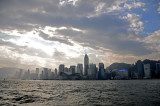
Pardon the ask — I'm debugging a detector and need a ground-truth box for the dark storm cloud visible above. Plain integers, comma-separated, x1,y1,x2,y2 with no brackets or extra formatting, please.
0,0,155,57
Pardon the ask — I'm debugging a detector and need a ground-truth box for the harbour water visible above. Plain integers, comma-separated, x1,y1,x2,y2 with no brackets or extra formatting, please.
0,80,160,106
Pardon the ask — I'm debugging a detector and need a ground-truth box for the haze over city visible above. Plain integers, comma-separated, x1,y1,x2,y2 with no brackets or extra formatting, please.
0,0,160,70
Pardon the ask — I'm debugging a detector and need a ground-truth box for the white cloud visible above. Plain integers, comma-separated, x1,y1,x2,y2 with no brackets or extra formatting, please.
59,0,78,6
122,13,144,33
143,8,147,12
144,30,160,49
124,1,145,10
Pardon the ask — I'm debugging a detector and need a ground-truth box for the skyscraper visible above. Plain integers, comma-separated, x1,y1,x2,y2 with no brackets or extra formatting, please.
43,68,49,80
54,68,58,75
64,67,69,72
99,63,104,70
59,64,65,74
54,68,58,79
99,63,104,79
136,60,144,78
144,64,151,78
88,63,97,79
36,68,39,74
77,64,83,75
156,63,160,74
84,54,89,76
70,65,76,74
35,68,39,80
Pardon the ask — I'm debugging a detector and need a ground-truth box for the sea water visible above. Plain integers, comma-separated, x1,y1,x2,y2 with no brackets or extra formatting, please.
0,80,160,106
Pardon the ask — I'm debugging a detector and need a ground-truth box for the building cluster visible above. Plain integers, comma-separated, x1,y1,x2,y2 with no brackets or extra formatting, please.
14,54,160,80
134,60,160,79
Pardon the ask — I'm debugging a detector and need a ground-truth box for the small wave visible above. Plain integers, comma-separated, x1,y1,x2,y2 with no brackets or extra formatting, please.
12,95,36,104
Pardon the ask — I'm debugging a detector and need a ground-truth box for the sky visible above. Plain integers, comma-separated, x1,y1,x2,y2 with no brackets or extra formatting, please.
0,0,160,69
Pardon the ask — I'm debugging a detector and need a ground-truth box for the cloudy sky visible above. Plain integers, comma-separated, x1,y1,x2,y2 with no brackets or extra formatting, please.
0,0,160,69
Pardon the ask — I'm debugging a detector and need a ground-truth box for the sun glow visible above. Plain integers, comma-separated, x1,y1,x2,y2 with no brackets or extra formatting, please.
5,30,54,56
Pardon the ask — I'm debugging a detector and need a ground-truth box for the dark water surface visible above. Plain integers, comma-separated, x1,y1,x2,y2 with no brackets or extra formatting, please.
0,80,160,106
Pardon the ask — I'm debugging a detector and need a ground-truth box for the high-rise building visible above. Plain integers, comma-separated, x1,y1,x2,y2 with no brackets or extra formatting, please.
54,68,58,75
36,68,39,74
59,64,65,74
99,63,104,79
50,72,54,80
54,68,58,79
77,64,83,75
48,69,52,79
64,67,69,72
84,54,89,76
144,64,151,78
136,60,144,78
40,71,44,80
26,69,30,79
156,63,160,74
70,65,76,74
99,63,104,70
19,69,23,79
43,68,49,80
88,63,97,79
35,68,39,79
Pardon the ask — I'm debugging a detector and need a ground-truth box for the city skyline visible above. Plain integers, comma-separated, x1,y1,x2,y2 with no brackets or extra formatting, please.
12,54,160,80
1,48,160,79
0,0,160,70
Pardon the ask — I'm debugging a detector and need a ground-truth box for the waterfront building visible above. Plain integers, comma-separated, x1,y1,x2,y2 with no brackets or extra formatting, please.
64,67,69,72
50,72,54,80
54,68,58,79
23,70,30,80
35,68,39,79
77,64,83,75
115,69,128,79
43,68,49,80
36,68,39,74
84,54,89,76
70,65,76,74
54,68,57,75
144,64,151,78
59,64,65,74
88,63,97,79
156,63,160,74
99,63,104,79
136,60,144,78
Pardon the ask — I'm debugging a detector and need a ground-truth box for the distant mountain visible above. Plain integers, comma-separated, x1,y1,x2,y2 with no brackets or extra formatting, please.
107,63,131,70
0,67,20,79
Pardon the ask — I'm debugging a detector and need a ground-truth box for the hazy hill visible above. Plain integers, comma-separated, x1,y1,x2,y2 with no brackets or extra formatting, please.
107,63,131,70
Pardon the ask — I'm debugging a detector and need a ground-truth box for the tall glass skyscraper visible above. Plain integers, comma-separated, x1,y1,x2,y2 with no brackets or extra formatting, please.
84,54,89,76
